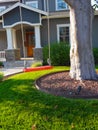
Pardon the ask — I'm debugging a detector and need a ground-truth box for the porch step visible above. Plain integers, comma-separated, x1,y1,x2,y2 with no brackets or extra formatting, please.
3,60,35,68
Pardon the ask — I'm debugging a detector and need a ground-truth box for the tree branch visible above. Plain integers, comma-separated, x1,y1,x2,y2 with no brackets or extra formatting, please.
64,0,74,7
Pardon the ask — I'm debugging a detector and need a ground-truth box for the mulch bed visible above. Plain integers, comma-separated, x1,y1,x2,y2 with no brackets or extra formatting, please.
36,71,98,99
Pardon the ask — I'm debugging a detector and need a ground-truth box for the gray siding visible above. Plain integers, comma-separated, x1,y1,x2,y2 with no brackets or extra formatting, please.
0,31,7,51
4,7,20,26
0,23,3,29
0,0,68,13
92,16,98,48
41,18,70,46
4,7,40,26
22,7,40,23
48,0,56,12
25,0,59,12
38,0,44,10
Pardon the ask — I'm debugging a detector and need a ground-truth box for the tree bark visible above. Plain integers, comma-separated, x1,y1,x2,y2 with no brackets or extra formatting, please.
64,0,97,80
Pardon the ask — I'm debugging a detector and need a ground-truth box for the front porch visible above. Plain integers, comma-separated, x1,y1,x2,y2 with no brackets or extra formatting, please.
0,2,47,62
5,25,43,61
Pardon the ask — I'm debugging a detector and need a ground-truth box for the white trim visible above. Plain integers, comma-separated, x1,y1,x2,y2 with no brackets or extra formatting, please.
2,15,4,28
0,0,19,3
39,14,42,24
0,20,2,22
57,24,70,43
35,26,41,48
44,0,46,11
3,21,41,28
12,29,17,49
55,0,58,11
0,51,6,61
0,6,6,12
6,28,14,49
0,2,48,17
55,0,68,11
42,12,69,19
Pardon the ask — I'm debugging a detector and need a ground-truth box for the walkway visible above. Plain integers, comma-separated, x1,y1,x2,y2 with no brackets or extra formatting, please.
0,58,35,76
0,58,42,76
0,67,24,76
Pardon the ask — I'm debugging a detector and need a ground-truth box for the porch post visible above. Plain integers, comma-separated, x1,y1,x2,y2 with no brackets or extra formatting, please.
35,25,41,48
6,28,13,49
12,29,17,49
34,25,43,60
5,28,20,61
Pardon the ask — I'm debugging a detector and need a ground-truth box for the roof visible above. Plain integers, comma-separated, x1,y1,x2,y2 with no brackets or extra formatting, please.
0,0,19,3
0,2,48,16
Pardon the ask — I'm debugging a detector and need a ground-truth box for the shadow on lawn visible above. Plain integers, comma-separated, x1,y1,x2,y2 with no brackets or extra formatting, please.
0,78,98,124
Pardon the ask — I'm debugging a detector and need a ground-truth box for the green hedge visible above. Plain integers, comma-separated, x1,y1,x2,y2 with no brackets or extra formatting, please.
93,48,98,65
0,72,4,81
43,43,98,66
43,42,70,66
0,62,4,67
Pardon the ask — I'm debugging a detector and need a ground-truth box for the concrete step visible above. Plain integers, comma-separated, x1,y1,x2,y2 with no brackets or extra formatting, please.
3,60,35,68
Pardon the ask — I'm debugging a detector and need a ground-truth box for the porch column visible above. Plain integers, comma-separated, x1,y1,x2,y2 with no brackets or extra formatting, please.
35,25,41,48
5,28,20,61
34,25,43,60
6,28,13,49
12,29,17,49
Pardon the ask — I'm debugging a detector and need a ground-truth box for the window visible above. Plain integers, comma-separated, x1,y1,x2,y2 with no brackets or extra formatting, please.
26,1,38,9
57,24,70,43
56,0,68,10
0,6,6,12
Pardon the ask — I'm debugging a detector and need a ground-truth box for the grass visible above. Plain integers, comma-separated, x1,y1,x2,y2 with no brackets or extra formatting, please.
0,66,98,130
31,61,42,68
0,72,4,81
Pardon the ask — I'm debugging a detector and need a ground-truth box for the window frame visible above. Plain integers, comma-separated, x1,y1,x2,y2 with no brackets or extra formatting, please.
57,24,70,43
55,0,68,11
26,1,38,9
0,6,6,12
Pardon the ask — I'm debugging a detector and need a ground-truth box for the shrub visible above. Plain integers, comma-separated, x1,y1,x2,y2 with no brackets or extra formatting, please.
0,62,4,67
43,44,98,66
31,61,42,67
0,72,4,81
43,42,70,66
93,48,98,65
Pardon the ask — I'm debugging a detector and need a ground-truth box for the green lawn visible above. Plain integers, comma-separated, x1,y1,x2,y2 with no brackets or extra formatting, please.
0,66,98,130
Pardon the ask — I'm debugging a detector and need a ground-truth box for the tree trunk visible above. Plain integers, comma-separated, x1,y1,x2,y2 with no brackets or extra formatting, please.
64,0,97,80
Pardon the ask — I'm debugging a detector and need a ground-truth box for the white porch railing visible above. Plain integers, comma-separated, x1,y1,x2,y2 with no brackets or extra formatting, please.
0,51,6,61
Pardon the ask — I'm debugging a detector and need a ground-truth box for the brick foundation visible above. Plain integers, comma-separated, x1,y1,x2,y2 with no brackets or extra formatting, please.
33,48,43,60
5,49,20,61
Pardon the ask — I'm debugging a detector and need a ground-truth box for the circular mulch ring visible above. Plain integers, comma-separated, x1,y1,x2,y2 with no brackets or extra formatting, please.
36,71,98,99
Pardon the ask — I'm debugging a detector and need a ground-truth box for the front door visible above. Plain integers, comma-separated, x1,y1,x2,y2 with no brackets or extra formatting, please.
26,32,35,57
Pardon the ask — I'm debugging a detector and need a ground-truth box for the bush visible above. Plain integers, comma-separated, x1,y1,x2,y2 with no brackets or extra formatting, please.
31,61,42,67
0,62,4,67
43,44,98,66
0,72,4,81
93,48,98,65
43,42,70,66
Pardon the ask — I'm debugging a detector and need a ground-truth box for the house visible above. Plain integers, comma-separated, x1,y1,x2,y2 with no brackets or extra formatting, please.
0,0,98,61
